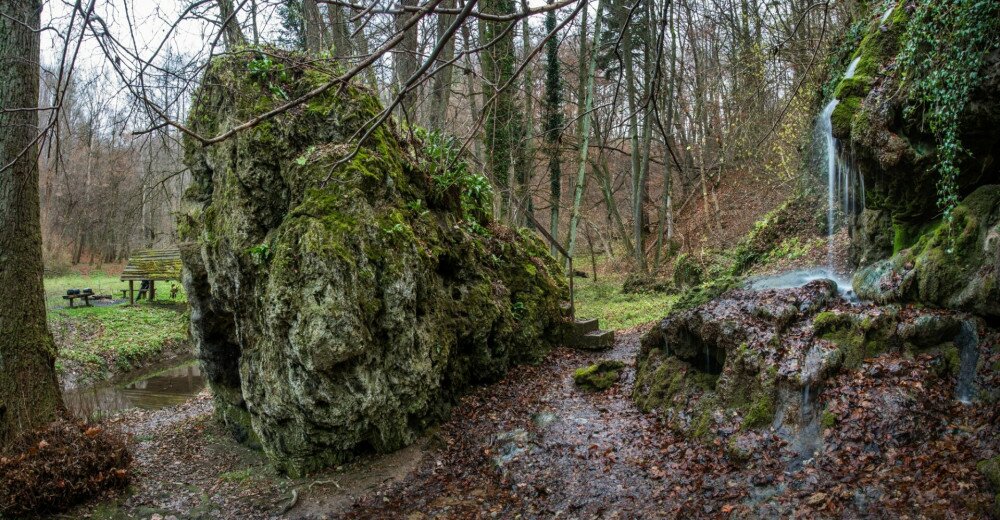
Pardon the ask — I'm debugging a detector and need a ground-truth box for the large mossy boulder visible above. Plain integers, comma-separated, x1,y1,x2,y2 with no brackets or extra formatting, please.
854,185,1000,317
178,50,567,475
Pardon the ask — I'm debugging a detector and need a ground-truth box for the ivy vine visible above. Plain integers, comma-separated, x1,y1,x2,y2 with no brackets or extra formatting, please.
897,0,1000,223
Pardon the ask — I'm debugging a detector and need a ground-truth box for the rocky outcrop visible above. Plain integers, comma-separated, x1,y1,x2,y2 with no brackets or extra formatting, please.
827,3,1000,317
634,279,985,438
179,50,567,475
854,185,1000,318
830,6,1000,229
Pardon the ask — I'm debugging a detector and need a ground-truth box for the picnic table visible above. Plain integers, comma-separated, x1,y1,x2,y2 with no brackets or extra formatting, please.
62,291,110,307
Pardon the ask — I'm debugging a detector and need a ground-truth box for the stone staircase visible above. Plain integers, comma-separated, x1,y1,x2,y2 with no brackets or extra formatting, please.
564,317,615,351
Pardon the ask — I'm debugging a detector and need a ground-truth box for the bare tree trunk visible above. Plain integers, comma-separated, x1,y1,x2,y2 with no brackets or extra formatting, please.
565,0,605,263
303,0,327,52
327,3,351,58
429,0,457,130
217,0,246,48
395,0,419,114
250,0,260,45
513,16,535,226
0,0,64,447
623,18,646,271
654,0,677,269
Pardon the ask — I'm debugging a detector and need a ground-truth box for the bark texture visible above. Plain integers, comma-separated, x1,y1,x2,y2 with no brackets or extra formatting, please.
0,0,64,447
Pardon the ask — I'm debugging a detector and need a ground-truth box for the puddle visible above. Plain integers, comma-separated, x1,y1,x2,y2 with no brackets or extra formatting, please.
63,360,207,420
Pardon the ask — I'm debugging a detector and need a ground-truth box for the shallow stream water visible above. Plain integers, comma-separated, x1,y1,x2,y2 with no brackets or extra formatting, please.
63,361,207,420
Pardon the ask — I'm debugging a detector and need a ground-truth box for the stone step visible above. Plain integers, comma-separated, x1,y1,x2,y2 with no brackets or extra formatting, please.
571,318,600,336
572,329,615,351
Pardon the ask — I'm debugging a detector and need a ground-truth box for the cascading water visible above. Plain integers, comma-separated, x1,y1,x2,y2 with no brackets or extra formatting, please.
880,4,895,24
818,56,865,273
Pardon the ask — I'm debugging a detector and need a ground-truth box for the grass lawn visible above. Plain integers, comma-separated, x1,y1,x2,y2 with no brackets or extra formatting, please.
44,270,190,385
573,273,677,331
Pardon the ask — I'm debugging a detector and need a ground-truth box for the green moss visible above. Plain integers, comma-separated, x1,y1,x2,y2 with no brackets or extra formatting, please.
821,409,838,429
573,360,626,391
822,328,869,369
978,456,1000,490
740,392,775,430
834,76,874,100
813,311,853,335
831,96,862,137
632,352,688,412
672,253,703,288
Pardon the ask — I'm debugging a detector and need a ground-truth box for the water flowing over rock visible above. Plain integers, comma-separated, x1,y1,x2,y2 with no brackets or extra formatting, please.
826,3,1000,280
178,51,567,475
634,279,986,442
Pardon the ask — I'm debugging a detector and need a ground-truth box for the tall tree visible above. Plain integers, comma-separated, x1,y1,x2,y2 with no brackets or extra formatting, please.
217,0,246,47
395,0,419,115
0,0,64,446
302,0,327,52
542,1,563,254
565,0,605,262
327,3,351,58
511,17,534,225
479,0,518,218
429,0,457,130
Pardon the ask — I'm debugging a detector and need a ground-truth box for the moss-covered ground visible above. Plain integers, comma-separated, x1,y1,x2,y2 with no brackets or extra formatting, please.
573,272,678,331
44,269,190,385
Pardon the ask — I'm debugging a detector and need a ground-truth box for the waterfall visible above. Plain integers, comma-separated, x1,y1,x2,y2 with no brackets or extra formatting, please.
821,100,839,268
818,55,865,271
955,321,980,404
844,56,861,79
880,4,895,24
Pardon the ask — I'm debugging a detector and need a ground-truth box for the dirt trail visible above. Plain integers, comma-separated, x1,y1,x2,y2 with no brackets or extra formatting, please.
332,328,713,518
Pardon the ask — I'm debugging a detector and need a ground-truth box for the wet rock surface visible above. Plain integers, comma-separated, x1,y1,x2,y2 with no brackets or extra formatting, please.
179,51,566,474
346,317,997,518
635,280,994,438
854,185,1000,317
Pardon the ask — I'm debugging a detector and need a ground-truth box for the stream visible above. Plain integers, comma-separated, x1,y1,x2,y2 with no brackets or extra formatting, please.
63,360,207,421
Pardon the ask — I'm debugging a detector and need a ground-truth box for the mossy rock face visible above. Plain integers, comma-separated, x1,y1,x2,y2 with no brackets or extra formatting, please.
672,254,703,288
979,456,1000,517
179,49,567,475
633,281,838,437
573,360,626,391
854,185,1000,318
634,277,981,440
833,2,1000,242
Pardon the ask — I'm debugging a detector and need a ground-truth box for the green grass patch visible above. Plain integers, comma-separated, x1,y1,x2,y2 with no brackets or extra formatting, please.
574,274,677,330
44,271,190,380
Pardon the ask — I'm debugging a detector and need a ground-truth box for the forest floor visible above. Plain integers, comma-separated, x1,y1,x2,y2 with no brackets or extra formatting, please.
45,269,191,388
71,318,997,519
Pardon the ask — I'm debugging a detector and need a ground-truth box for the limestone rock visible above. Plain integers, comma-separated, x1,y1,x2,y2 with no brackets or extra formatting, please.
854,185,1000,317
633,279,982,437
178,50,567,474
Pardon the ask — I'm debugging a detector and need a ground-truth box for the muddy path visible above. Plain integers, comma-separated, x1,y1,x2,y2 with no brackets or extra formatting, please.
328,327,735,518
